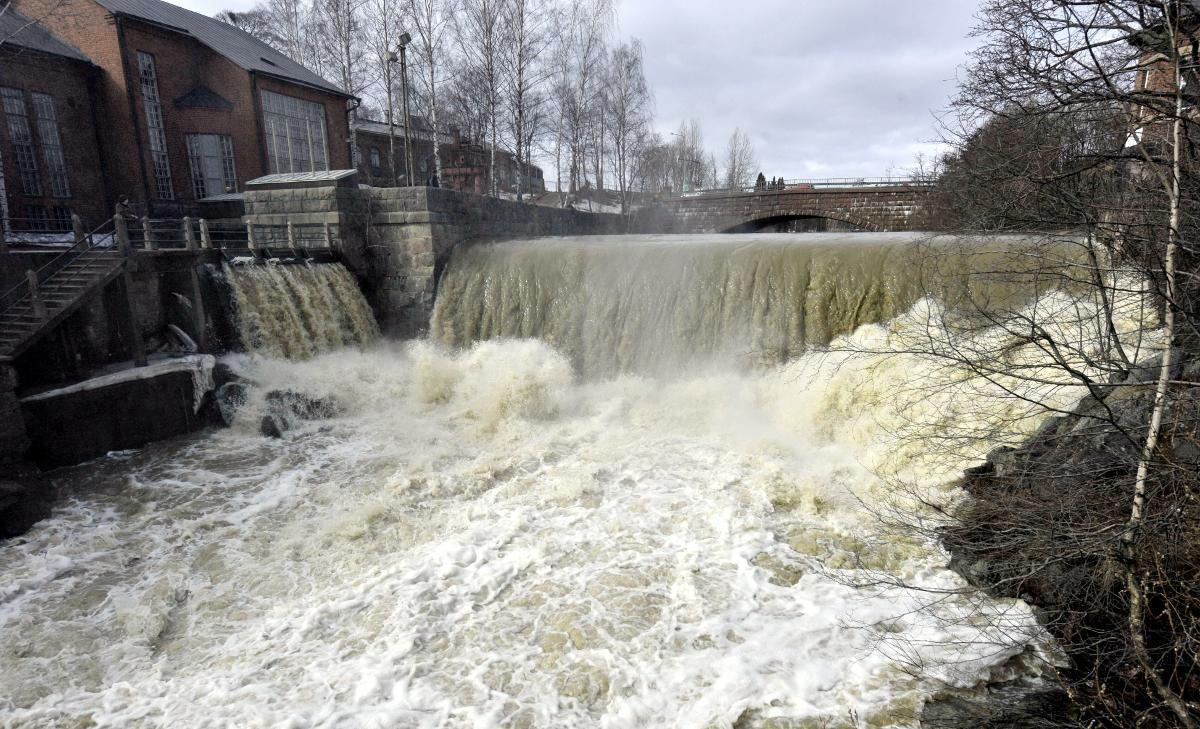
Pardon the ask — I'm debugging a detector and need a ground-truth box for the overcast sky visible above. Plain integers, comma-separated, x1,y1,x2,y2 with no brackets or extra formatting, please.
174,0,982,179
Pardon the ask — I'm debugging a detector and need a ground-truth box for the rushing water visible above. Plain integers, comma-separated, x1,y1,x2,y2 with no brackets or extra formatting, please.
225,262,379,359
0,234,1153,728
432,233,1064,375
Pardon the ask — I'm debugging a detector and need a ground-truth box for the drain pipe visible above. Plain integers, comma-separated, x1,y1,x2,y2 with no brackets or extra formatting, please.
346,97,361,170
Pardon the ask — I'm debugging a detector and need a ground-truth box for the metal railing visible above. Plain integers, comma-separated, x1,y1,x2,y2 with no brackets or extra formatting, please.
669,176,933,197
0,215,117,320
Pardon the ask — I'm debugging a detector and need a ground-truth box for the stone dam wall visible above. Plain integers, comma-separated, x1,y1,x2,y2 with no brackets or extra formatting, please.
245,186,626,337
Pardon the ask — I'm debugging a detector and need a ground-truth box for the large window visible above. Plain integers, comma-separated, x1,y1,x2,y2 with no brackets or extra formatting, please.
261,90,329,174
137,51,174,200
187,134,236,199
30,93,69,198
0,87,41,196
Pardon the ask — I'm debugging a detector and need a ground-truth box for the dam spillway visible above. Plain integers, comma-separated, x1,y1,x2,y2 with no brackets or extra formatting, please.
224,262,379,359
0,231,1138,728
432,232,1055,375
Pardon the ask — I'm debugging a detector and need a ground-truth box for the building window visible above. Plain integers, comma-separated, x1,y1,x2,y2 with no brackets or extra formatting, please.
0,88,41,196
137,51,174,200
24,205,49,230
370,147,381,169
187,134,237,199
261,90,328,174
30,93,70,198
52,206,71,230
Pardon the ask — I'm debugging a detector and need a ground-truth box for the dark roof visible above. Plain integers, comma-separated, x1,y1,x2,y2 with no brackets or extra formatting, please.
174,85,233,110
91,0,347,96
0,6,92,62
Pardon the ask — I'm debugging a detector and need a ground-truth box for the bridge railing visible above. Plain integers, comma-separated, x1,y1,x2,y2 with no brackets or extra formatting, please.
669,176,933,198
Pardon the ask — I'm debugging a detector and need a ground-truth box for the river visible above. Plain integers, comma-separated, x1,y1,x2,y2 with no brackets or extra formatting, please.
1,233,1149,728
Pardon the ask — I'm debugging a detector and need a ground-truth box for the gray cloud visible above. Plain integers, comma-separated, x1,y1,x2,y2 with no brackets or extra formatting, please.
619,0,981,177
176,0,981,178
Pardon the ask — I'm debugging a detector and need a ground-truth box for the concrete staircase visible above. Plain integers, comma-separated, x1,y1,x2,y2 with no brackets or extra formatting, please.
0,250,125,362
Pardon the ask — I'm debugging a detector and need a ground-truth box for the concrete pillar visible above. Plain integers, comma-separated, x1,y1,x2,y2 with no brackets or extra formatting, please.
72,214,85,245
119,273,148,367
26,271,46,321
142,216,157,250
199,219,213,249
0,364,29,465
183,217,196,250
188,265,207,352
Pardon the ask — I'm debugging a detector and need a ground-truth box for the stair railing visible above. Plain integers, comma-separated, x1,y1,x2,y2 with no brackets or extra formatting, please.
0,215,119,321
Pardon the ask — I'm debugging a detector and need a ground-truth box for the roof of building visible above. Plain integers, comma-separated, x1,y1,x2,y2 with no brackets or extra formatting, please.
355,117,456,144
0,6,93,62
91,0,347,96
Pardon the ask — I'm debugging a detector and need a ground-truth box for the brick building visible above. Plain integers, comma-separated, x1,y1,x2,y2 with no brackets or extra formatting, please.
355,116,450,187
355,119,545,196
7,0,353,221
440,128,545,196
0,6,109,231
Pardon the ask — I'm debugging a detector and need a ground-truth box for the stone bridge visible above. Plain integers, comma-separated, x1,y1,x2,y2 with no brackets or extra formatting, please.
658,178,931,233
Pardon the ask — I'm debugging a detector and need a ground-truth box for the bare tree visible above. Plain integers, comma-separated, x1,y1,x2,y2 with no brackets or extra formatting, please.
454,0,505,196
549,0,613,194
897,1,1200,726
501,0,554,200
722,126,757,189
404,0,454,185
362,0,405,183
214,8,279,45
604,39,652,213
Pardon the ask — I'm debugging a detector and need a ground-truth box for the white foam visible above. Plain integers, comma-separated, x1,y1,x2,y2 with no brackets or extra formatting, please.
0,286,1156,726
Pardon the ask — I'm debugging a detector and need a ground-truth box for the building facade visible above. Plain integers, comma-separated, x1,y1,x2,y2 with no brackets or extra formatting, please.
0,7,110,231
6,0,353,222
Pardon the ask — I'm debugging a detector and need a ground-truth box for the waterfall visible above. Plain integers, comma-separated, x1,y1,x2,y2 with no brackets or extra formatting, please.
432,232,1067,376
224,262,379,359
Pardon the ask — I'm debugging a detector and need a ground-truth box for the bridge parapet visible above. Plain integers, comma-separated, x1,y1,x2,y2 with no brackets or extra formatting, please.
661,179,931,233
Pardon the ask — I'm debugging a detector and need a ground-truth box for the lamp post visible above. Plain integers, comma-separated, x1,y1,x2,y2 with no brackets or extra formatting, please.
384,51,398,185
386,32,414,187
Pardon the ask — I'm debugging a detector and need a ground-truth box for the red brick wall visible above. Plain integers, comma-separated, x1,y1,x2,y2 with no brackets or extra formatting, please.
12,0,352,216
0,49,109,229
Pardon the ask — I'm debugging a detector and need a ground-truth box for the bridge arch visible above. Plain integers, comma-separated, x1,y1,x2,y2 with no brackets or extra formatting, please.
719,210,879,234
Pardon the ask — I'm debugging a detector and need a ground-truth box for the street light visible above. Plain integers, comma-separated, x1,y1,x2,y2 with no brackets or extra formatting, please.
385,32,414,187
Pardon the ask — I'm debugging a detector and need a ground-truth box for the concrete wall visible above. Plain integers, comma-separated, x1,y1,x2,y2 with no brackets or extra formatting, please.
245,185,626,337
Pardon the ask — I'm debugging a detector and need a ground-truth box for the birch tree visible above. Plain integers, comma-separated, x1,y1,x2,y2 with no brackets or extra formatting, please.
893,2,1200,726
604,39,652,213
722,127,757,189
501,0,554,200
454,0,505,195
404,0,454,185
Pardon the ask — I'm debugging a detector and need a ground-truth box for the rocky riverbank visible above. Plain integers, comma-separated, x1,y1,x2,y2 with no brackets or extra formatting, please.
938,358,1200,727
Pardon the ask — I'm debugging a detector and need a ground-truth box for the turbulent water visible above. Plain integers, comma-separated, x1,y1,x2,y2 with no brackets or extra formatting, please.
0,234,1155,728
225,262,379,358
432,233,1065,375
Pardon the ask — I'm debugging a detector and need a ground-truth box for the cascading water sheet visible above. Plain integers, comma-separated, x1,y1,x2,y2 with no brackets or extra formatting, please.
432,232,1067,376
225,262,379,359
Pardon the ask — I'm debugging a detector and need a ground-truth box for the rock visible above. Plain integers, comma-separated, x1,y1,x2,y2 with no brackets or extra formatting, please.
260,414,284,439
0,473,51,540
264,390,341,420
215,382,249,427
211,361,243,389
